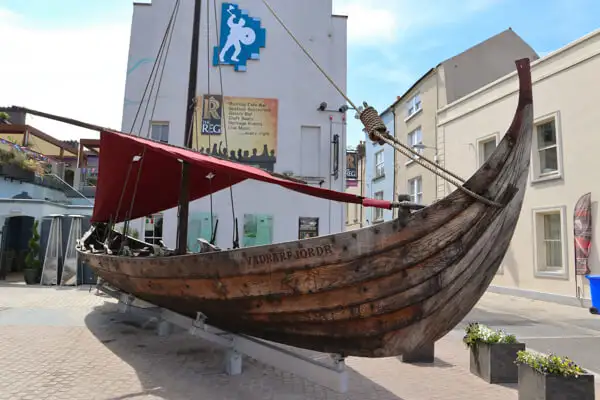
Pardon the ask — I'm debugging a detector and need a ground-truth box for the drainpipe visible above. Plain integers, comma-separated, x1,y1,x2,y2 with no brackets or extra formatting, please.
433,68,439,201
391,108,397,219
359,147,364,228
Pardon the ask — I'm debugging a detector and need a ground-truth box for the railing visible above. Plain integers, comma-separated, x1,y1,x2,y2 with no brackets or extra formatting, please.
36,174,94,204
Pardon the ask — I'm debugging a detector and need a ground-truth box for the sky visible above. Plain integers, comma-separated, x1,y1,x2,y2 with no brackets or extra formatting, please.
0,0,598,147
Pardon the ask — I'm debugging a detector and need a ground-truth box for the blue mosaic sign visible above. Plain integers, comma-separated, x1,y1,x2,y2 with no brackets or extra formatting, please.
213,2,266,72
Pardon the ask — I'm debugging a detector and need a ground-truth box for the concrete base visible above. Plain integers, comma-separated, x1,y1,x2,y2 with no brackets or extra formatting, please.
401,342,435,363
224,349,243,375
157,320,172,337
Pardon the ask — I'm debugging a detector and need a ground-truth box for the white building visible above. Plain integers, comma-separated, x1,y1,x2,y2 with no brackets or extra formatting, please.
121,0,348,250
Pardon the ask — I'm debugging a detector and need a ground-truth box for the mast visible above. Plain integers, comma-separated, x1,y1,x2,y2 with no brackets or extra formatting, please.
176,0,202,255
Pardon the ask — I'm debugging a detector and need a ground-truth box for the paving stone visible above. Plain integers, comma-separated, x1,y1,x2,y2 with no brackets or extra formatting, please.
0,284,523,399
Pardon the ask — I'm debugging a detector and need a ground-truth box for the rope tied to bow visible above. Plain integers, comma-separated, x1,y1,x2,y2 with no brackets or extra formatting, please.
359,103,387,145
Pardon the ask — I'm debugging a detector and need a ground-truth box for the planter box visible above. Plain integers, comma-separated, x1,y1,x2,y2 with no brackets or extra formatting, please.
0,164,35,183
470,342,525,383
518,363,595,400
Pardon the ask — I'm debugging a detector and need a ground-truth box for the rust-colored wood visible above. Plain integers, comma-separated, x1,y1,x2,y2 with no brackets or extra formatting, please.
78,59,534,358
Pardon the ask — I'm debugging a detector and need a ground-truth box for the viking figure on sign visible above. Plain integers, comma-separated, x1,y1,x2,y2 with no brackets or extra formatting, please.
219,5,257,63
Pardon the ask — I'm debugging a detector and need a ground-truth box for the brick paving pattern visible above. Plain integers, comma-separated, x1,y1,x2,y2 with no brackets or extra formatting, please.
0,283,518,400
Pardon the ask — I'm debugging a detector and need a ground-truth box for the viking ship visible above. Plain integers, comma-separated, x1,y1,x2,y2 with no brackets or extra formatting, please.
11,0,534,358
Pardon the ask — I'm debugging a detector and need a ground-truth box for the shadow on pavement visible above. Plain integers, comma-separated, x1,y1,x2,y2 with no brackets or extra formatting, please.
84,301,410,400
458,308,538,328
397,357,454,368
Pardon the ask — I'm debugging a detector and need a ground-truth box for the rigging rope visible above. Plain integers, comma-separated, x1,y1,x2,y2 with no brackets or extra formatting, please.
213,0,239,248
204,0,216,246
119,0,179,247
259,0,503,208
373,132,502,207
143,0,179,139
120,147,148,254
129,0,181,134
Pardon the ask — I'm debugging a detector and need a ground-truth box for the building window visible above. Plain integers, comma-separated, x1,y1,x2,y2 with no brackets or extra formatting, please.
532,113,562,182
408,176,423,204
533,206,567,278
406,93,421,118
477,135,498,166
299,217,319,239
374,150,384,179
536,120,558,174
243,214,273,247
373,191,384,221
144,213,163,245
407,127,423,161
150,121,169,143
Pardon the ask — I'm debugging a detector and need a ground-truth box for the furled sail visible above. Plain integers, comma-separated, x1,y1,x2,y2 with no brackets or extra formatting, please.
574,192,592,275
92,130,391,223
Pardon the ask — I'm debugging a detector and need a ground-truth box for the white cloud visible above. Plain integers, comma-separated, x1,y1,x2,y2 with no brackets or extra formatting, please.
332,1,397,45
0,8,131,141
333,0,503,46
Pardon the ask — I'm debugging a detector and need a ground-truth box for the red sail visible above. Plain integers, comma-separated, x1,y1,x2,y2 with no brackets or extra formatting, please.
573,192,592,275
91,130,391,223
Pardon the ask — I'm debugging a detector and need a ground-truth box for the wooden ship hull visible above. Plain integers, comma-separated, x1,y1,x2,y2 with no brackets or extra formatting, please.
77,59,533,358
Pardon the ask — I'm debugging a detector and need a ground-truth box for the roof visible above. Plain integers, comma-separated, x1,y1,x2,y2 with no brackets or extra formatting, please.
380,28,534,115
0,123,79,158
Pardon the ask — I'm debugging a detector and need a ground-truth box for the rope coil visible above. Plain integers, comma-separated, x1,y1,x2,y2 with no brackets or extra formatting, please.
359,103,387,145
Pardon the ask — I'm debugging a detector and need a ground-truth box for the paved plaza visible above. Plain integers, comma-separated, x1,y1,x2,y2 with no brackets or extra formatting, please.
0,279,599,399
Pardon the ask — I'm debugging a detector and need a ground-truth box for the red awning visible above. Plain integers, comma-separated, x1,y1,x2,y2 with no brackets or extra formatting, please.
91,131,392,223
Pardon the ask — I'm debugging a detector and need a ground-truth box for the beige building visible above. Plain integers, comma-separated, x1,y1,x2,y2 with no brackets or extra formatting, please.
437,28,600,305
391,28,538,205
345,142,366,230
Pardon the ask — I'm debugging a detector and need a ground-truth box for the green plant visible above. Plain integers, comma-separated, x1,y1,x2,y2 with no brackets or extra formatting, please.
120,225,139,239
463,322,517,349
0,111,9,121
0,147,39,172
24,220,41,271
515,350,586,377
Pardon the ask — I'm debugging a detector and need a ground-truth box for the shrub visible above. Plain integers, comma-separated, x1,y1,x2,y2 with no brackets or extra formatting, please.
515,350,586,377
463,322,517,349
24,220,41,271
0,147,42,173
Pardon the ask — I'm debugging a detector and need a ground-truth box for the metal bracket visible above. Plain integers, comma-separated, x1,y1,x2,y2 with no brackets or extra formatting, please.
330,354,347,372
190,311,208,333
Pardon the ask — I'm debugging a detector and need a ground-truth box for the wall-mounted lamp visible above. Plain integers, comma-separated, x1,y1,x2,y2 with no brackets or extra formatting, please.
317,102,354,113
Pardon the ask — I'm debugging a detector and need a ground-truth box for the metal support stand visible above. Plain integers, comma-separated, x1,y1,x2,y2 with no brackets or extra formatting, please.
60,215,83,286
401,342,435,363
40,214,63,286
97,283,348,393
